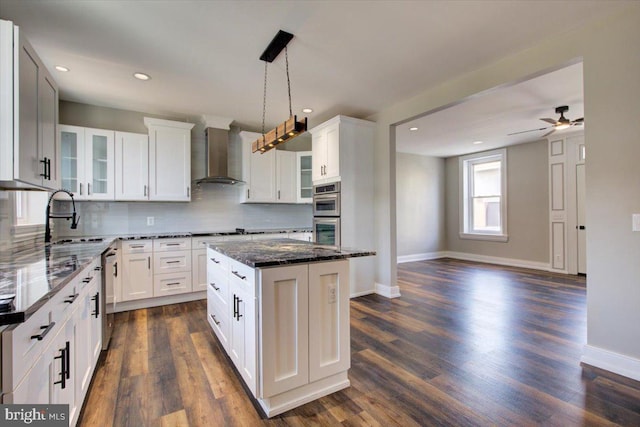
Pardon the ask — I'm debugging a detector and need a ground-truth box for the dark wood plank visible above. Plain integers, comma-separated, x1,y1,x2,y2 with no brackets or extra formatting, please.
78,259,640,426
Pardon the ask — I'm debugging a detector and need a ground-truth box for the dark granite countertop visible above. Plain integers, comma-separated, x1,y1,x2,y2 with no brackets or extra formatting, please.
0,240,113,325
0,228,311,325
208,238,376,268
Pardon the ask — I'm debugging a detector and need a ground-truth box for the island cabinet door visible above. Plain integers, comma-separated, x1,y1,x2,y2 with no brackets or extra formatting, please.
259,265,309,398
308,260,350,383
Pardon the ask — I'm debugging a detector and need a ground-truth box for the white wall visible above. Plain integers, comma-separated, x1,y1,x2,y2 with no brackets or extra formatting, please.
395,153,445,259
369,5,640,376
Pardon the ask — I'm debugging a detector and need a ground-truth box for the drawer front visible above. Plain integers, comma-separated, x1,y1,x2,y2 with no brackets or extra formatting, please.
207,248,229,274
154,251,191,273
153,272,192,296
207,270,228,307
121,240,152,254
2,304,55,389
154,238,192,252
228,259,256,295
192,236,225,249
207,287,229,349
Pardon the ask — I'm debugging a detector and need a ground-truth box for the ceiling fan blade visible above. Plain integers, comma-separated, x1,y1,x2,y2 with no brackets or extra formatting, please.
507,126,550,136
540,118,557,125
572,117,584,123
542,128,556,137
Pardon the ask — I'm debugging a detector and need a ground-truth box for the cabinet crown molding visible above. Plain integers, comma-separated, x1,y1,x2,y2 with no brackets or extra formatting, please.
143,117,195,130
308,115,375,135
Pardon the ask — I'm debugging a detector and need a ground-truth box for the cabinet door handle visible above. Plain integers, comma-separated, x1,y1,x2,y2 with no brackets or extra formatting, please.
166,243,180,246
233,295,238,319
210,282,219,291
94,266,102,271
144,185,147,197
87,183,91,195
210,314,220,326
114,262,118,277
166,260,181,264
247,189,250,199
91,292,100,317
53,346,66,389
166,282,181,286
187,187,190,197
64,293,79,304
278,190,281,200
148,256,151,270
236,297,243,320
130,244,145,248
31,322,56,341
47,158,51,180
210,258,220,264
82,277,92,283
231,270,246,280
40,157,48,178
79,183,83,195
64,340,71,380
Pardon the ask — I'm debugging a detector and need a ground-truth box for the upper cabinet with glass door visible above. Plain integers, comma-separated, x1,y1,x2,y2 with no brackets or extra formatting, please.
59,125,115,200
296,151,312,203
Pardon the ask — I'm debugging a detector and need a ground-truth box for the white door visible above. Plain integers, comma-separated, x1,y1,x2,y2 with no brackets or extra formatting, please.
248,148,276,202
577,164,587,274
121,253,153,301
149,127,191,201
276,150,297,203
324,125,340,181
84,128,115,200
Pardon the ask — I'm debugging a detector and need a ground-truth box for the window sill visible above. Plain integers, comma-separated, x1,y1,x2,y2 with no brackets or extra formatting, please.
459,232,508,242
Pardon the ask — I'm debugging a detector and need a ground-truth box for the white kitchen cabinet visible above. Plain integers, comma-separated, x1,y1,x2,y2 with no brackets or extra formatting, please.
115,131,149,201
0,19,59,190
7,344,52,404
59,125,115,200
276,150,297,203
121,244,153,301
260,264,309,397
229,281,257,395
193,236,225,292
51,316,77,423
311,120,340,183
153,237,192,296
296,151,312,203
240,131,301,204
144,117,194,202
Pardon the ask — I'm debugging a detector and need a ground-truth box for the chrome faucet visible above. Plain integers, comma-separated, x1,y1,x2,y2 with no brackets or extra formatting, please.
45,190,80,243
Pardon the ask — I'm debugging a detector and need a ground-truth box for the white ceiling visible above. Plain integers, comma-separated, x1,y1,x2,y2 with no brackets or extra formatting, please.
396,62,585,157
0,1,631,153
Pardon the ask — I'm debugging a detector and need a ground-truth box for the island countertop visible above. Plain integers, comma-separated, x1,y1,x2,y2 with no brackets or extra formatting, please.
208,238,376,268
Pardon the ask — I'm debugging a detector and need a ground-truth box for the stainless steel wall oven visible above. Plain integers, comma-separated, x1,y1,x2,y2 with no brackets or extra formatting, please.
313,182,341,248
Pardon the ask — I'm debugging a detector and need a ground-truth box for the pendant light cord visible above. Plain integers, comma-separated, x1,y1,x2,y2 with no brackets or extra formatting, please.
285,46,293,118
262,60,268,136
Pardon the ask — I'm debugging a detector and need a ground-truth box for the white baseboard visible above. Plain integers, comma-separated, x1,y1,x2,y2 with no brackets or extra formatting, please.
350,289,375,298
112,291,206,313
375,282,401,298
397,251,447,263
581,345,640,382
444,251,551,272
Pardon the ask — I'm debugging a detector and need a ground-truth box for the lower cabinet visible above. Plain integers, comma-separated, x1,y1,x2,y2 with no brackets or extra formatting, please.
121,251,153,301
2,259,102,427
206,247,350,417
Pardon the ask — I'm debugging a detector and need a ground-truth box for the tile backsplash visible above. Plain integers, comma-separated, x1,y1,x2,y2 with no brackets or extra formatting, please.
51,185,312,238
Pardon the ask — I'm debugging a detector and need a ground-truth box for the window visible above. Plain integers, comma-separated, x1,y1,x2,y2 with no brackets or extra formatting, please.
459,148,508,241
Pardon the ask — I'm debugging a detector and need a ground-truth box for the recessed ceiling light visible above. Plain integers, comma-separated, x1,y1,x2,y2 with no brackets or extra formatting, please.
55,65,69,72
473,140,483,145
302,108,313,113
409,127,418,131
133,72,151,81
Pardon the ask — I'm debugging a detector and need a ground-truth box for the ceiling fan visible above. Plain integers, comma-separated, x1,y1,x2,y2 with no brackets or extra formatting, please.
508,105,584,137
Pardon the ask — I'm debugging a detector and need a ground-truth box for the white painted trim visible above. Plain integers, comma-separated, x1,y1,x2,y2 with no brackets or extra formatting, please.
397,251,447,263
374,282,401,299
143,117,195,130
112,291,205,313
458,232,509,242
582,345,640,382
444,251,551,272
349,289,374,298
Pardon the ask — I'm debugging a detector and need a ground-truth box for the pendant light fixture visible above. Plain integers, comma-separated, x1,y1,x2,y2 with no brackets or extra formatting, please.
252,30,307,154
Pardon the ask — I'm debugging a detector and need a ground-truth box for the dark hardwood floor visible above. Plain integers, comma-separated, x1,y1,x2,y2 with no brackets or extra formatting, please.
78,258,640,426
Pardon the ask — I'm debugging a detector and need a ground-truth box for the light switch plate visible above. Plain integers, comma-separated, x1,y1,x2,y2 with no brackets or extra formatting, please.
632,214,640,232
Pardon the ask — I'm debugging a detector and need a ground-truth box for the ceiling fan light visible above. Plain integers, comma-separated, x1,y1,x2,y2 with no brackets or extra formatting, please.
555,122,570,130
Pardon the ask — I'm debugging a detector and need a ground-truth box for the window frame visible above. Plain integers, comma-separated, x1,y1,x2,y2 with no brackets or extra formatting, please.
459,148,508,242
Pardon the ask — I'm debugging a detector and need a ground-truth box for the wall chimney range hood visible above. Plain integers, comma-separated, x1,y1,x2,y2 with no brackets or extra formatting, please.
195,128,244,185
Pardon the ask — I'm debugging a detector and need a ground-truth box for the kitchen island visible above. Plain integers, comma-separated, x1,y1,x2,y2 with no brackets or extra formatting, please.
206,239,374,417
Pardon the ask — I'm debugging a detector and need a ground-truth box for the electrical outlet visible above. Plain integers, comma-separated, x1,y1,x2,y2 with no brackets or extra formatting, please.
633,214,640,232
147,216,154,226
328,284,336,304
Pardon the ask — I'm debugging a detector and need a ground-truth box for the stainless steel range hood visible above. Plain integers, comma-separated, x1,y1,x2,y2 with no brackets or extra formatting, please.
195,127,244,185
